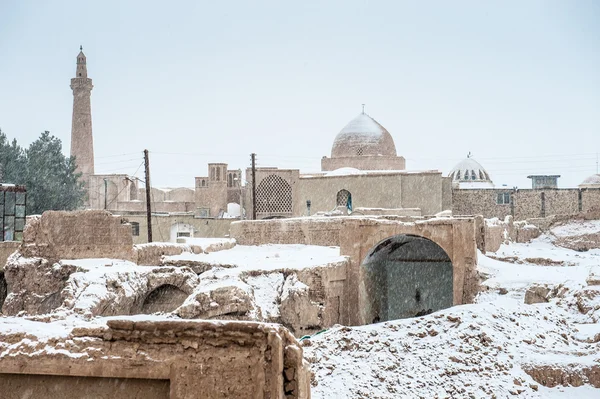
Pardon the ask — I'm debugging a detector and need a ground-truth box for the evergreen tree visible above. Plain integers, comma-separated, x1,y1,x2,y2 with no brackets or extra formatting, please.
23,131,86,214
0,129,25,183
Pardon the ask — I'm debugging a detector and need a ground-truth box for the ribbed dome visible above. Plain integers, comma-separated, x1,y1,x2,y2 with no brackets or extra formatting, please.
579,173,600,188
331,113,397,158
449,156,494,188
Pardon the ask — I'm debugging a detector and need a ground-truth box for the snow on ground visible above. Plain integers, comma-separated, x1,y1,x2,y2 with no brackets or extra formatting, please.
305,231,600,398
165,244,345,272
551,220,600,238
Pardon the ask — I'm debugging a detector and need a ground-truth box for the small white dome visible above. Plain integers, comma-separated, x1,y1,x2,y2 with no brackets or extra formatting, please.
579,173,600,188
449,156,494,189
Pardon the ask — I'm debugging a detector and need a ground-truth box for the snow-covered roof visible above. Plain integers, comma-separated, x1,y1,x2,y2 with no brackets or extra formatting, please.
449,156,494,188
330,113,397,158
579,173,600,188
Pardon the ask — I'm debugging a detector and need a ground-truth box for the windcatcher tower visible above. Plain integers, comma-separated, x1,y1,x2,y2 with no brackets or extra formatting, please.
70,46,95,186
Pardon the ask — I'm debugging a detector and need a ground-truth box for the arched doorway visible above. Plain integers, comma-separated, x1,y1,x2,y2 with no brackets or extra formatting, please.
360,234,453,323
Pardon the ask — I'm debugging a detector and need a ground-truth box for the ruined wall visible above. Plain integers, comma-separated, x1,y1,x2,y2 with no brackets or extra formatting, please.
0,242,20,271
0,319,310,399
20,210,134,262
232,216,479,327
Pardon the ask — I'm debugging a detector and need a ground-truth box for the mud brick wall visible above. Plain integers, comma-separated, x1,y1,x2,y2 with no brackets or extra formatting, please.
20,210,134,261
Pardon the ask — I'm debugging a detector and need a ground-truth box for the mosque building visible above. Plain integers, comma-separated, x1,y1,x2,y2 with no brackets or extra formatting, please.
69,48,599,242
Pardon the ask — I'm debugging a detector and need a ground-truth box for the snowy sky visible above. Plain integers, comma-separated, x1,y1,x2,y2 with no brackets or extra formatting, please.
0,0,599,188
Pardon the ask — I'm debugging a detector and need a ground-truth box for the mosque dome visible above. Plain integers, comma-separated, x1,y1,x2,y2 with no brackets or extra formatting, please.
449,155,494,188
331,113,397,158
579,173,600,188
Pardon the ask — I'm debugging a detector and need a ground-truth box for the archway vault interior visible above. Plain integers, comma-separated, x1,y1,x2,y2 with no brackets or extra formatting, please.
360,234,453,323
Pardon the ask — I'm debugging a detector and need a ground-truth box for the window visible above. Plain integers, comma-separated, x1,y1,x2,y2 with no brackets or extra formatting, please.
131,222,140,236
471,170,477,180
177,232,191,238
256,174,293,214
497,192,511,205
336,189,352,211
357,147,364,156
201,180,206,187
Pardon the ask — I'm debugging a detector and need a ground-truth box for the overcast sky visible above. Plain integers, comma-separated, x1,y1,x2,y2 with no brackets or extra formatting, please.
1,0,599,188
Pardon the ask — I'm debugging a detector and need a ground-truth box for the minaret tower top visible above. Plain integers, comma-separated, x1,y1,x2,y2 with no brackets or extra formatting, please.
76,45,88,79
70,46,95,188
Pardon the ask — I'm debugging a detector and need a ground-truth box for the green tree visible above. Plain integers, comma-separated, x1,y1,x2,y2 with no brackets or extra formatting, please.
23,131,86,214
0,129,25,183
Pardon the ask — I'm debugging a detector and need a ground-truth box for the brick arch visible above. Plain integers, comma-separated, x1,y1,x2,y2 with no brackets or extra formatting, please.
359,234,453,324
338,218,477,326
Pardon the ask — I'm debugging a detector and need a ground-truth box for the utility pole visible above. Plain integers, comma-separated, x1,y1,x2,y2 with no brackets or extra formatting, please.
251,153,257,220
144,149,153,243
103,178,107,210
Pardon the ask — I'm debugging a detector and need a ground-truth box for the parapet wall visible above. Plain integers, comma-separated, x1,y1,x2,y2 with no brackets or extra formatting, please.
0,318,310,399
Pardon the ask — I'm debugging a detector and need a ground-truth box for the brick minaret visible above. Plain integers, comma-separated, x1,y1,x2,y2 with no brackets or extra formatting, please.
70,46,95,185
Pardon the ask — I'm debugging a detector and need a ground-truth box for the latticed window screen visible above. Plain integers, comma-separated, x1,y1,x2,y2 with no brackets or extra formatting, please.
337,189,351,207
256,175,292,213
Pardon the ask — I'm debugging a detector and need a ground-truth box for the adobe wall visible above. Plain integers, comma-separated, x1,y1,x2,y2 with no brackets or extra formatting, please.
296,171,445,217
20,210,135,262
0,319,310,399
123,213,234,244
0,242,20,271
116,200,196,213
231,217,345,246
231,216,479,327
452,189,512,219
400,173,444,215
321,155,406,171
453,188,600,219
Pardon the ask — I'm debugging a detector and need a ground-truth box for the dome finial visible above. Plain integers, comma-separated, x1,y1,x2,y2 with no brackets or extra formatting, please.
467,151,472,158
80,45,83,51
361,104,365,114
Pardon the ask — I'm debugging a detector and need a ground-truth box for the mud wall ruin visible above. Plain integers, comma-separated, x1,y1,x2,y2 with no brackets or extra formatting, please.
0,319,310,399
20,210,135,262
232,216,479,327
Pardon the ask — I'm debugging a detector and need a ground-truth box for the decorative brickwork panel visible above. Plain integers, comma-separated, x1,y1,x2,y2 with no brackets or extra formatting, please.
256,175,292,214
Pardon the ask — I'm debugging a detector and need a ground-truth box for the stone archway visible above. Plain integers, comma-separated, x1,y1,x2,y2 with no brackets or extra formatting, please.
141,284,188,314
359,234,453,324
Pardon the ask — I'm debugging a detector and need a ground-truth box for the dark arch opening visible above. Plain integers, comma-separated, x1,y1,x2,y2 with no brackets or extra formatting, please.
360,234,453,323
141,284,188,314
